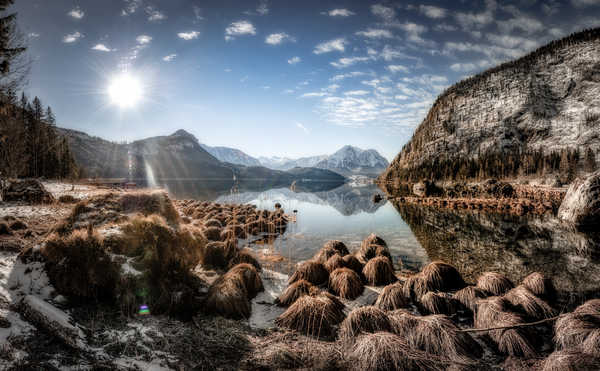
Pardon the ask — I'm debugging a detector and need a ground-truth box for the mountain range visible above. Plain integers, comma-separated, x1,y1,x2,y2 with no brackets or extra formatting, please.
380,28,600,187
58,128,346,188
200,143,389,177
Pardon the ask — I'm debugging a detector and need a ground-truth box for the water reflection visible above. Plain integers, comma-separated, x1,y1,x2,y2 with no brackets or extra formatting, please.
393,201,600,298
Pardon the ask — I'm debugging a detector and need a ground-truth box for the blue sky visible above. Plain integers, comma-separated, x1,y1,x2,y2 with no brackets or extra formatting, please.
11,0,600,161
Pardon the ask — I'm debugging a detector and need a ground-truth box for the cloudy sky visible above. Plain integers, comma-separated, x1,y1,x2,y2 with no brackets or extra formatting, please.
12,0,600,160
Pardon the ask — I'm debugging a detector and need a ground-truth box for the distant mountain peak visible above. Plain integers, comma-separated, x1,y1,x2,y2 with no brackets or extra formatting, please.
171,129,198,142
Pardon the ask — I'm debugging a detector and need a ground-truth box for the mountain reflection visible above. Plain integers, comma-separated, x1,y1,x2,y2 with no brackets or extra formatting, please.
393,201,600,297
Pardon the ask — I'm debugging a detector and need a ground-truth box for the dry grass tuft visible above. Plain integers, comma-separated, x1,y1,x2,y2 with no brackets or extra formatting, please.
119,191,180,224
402,274,424,301
583,329,600,357
328,268,364,300
204,226,222,241
228,250,261,272
454,285,489,312
323,240,350,256
227,263,263,299
362,256,396,286
475,296,536,358
542,350,600,371
347,332,445,371
325,254,346,273
276,279,313,307
358,233,388,261
418,292,458,315
313,245,340,264
522,272,556,301
421,261,465,292
338,306,392,343
289,261,329,286
206,273,250,319
204,218,223,229
476,272,514,296
202,241,229,269
554,299,600,350
504,285,556,320
374,282,409,311
275,292,345,338
343,254,364,274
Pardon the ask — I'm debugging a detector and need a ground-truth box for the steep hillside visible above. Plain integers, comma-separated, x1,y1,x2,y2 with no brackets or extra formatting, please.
199,143,262,167
381,28,600,186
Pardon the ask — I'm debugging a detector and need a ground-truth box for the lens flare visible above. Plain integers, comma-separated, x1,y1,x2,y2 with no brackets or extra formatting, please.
107,72,143,108
138,304,150,315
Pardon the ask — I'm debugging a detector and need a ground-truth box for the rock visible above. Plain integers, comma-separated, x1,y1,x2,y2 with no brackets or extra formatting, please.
372,194,383,203
558,171,600,229
2,179,55,204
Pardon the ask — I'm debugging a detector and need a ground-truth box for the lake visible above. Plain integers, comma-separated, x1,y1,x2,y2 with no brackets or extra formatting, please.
161,179,600,302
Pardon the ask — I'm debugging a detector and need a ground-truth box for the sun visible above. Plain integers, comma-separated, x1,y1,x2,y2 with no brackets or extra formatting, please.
107,73,143,108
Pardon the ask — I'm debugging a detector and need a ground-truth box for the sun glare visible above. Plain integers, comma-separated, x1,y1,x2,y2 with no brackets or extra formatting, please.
107,73,143,108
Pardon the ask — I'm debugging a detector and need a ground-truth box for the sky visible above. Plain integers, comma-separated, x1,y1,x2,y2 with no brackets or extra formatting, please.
10,0,600,161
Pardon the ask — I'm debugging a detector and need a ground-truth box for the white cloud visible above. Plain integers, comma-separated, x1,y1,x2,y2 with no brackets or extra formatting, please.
355,28,393,39
487,34,538,50
497,15,543,34
548,27,565,38
136,35,152,44
163,54,177,62
345,90,369,96
91,44,114,52
225,20,256,41
435,24,458,32
571,0,600,7
28,32,40,38
62,31,83,43
542,1,561,15
455,0,497,29
296,122,310,134
68,7,84,19
387,65,409,73
330,71,368,81
121,0,141,16
419,5,446,19
324,9,355,17
265,32,294,45
178,31,200,40
313,38,346,54
301,92,328,98
330,56,371,68
224,68,232,72
371,4,395,20
146,6,166,22
288,56,301,64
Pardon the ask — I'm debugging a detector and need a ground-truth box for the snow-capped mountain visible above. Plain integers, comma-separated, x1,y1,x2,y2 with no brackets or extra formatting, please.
257,156,294,169
259,146,389,176
199,143,261,167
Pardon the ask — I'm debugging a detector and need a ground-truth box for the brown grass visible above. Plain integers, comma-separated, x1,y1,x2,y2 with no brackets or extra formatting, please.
583,329,600,357
328,268,364,300
362,256,396,286
338,306,392,343
228,250,262,272
275,292,346,338
342,254,364,274
206,273,251,319
288,261,329,286
276,279,313,307
454,285,489,312
202,242,229,269
418,292,458,316
522,272,556,300
313,245,340,264
119,191,180,224
58,194,78,203
374,283,409,311
475,296,536,358
402,274,424,301
204,218,223,228
554,299,600,350
504,285,556,320
325,254,345,272
420,261,465,292
323,240,350,256
476,272,514,296
227,263,263,299
542,350,600,371
347,332,446,371
358,233,388,261
204,226,222,241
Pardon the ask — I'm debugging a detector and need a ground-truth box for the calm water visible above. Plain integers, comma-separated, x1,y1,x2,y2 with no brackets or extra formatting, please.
161,179,600,298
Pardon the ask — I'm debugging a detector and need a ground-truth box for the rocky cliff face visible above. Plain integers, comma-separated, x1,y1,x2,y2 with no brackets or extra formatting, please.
381,28,600,185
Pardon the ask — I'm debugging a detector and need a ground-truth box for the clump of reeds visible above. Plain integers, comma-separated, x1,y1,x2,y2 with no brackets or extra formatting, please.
542,350,600,371
328,268,363,300
323,240,350,256
275,291,345,338
228,250,261,272
347,332,445,371
554,299,600,350
204,226,222,241
420,261,465,292
119,191,180,224
203,241,229,269
338,306,392,343
313,245,340,264
289,261,329,286
402,274,425,302
362,256,396,286
418,292,458,315
522,272,556,301
204,218,223,229
358,233,388,261
504,285,556,320
343,254,364,274
388,309,419,337
276,279,313,307
206,263,263,319
476,272,514,296
475,296,536,358
325,254,346,272
454,285,489,312
374,282,409,311
583,329,600,357
228,263,263,299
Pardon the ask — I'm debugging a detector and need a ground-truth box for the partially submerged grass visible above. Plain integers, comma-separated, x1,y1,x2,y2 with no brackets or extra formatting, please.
325,254,346,273
362,256,396,286
328,267,364,300
338,306,392,343
342,254,364,274
288,260,329,286
374,282,409,311
420,261,465,292
276,279,313,307
275,291,345,338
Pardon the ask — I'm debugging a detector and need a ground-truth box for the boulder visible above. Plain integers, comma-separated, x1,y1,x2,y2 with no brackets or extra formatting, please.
2,179,55,204
558,171,600,229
